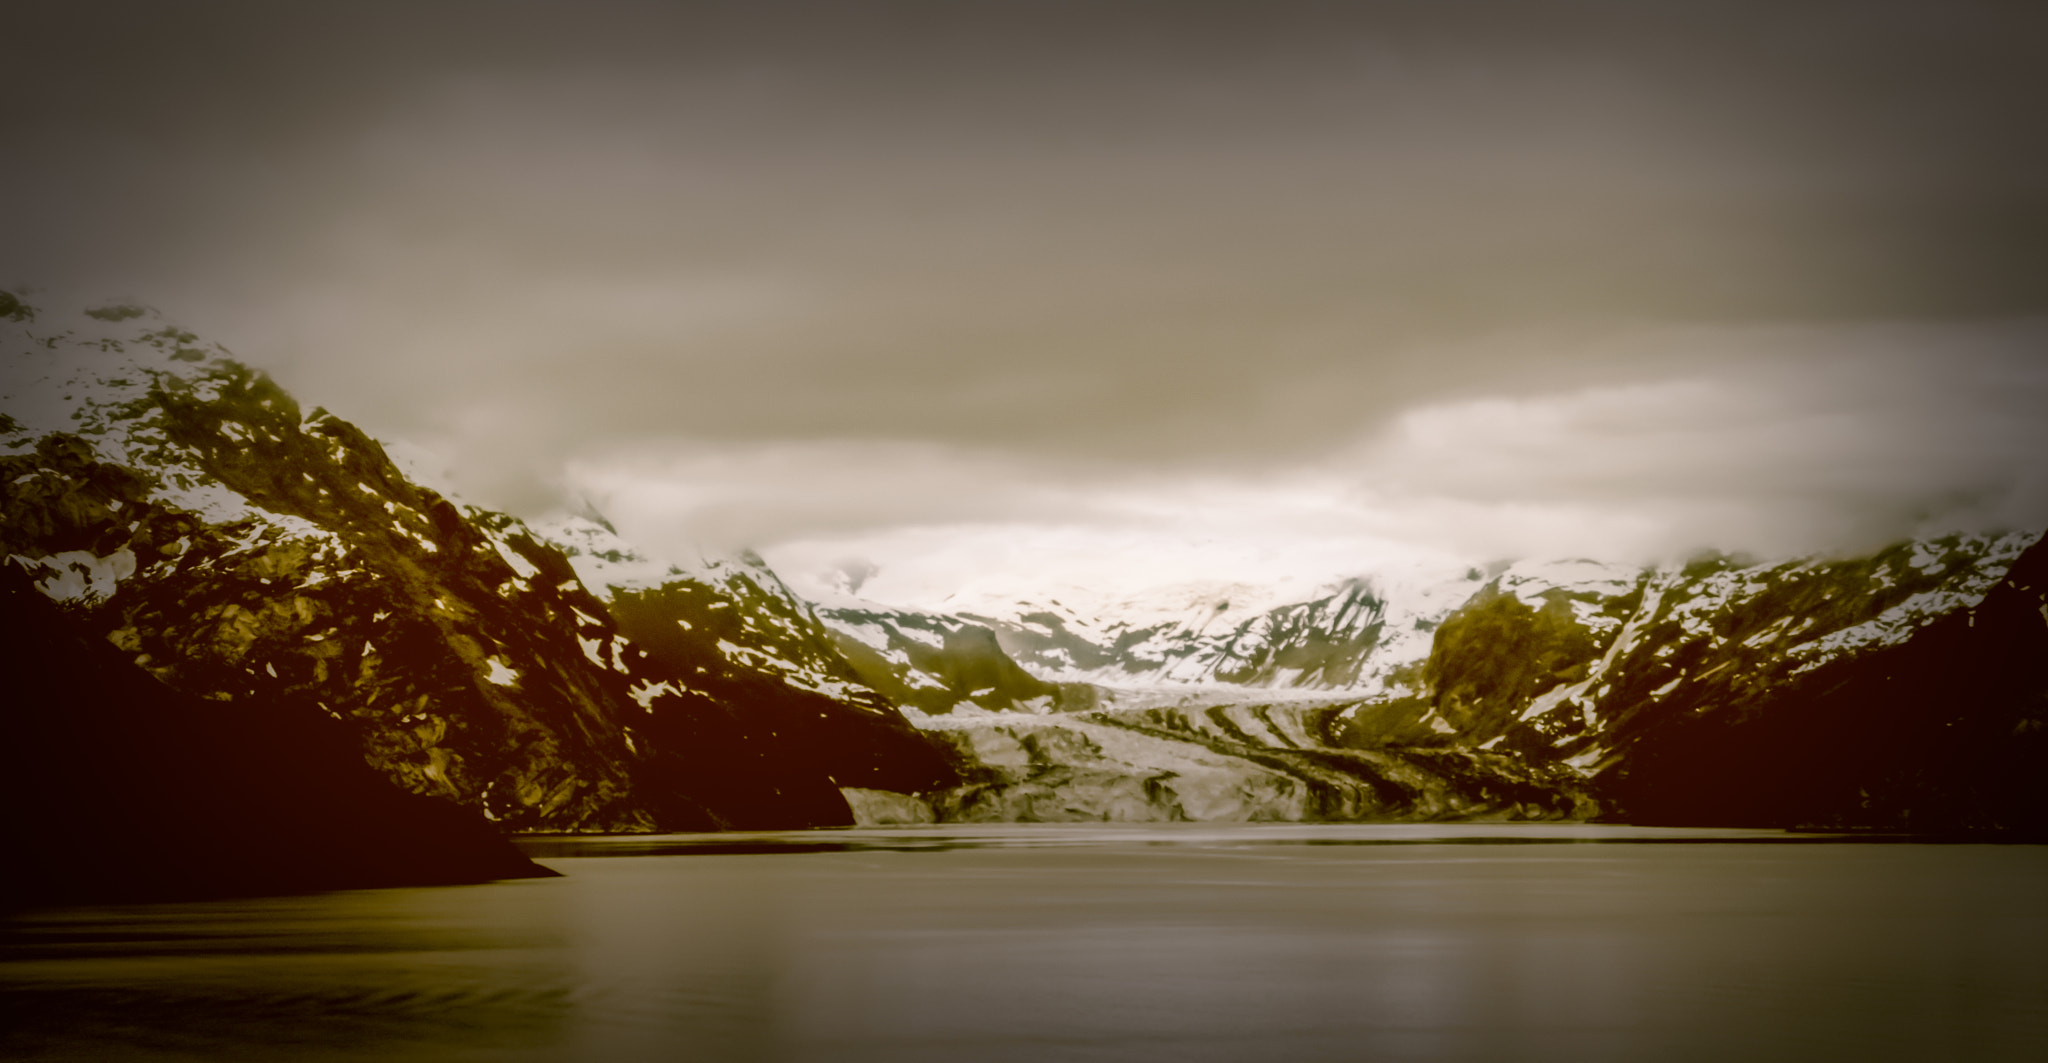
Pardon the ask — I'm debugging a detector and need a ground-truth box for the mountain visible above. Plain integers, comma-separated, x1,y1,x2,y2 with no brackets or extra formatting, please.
852,565,1485,694
812,595,1097,718
1586,535,2048,832
814,559,1582,712
533,516,960,800
818,533,2045,832
0,294,956,837
1395,535,2032,764
7,291,2038,838
1,560,553,908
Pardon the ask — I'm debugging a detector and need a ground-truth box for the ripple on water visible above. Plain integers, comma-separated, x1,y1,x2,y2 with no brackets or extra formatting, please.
4,825,2045,1063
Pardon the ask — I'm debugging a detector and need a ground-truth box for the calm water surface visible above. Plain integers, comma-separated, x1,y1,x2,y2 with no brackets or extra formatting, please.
4,824,2044,1062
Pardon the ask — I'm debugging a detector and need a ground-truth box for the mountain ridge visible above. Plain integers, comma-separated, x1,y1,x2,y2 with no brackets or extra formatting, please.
6,291,2041,844
0,560,555,907
813,527,2043,830
1,295,958,836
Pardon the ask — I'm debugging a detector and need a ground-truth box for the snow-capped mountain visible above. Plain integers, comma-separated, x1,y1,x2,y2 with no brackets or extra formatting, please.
819,561,1538,703
821,535,2028,713
1406,534,2034,764
7,289,2040,836
810,591,1091,719
529,514,969,801
538,514,892,713
0,294,955,832
1,561,551,906
816,525,2044,831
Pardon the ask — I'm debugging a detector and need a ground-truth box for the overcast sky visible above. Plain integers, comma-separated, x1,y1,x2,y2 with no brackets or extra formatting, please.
6,2,2046,606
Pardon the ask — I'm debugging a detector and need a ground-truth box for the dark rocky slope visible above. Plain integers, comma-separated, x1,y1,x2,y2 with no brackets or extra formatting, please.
10,295,2034,834
0,297,955,834
812,602,1095,717
824,534,2041,829
1595,535,2048,833
540,517,958,800
0,563,552,908
1378,533,2048,832
820,578,1413,695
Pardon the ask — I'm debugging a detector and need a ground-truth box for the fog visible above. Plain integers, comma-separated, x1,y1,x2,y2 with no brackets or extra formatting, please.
6,2,2045,604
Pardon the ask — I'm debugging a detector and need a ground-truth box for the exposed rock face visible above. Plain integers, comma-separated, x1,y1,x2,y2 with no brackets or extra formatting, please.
826,534,2043,830
1407,536,2034,768
536,517,960,799
1334,533,2048,831
8,294,2036,835
814,592,1603,823
956,578,1425,690
820,568,1524,698
813,600,1092,717
1594,536,2048,833
0,563,553,908
0,297,955,833
1418,579,1618,746
979,579,1404,688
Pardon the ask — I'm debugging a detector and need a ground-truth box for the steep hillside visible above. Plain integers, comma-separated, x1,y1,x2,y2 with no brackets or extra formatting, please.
813,595,1097,717
952,575,1464,691
821,562,1580,698
536,517,961,798
10,292,2032,835
822,533,2040,829
1590,534,2048,832
0,295,954,833
0,560,552,908
1402,534,2032,766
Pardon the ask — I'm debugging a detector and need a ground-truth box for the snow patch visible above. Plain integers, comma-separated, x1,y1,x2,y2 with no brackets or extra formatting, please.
483,658,520,687
18,548,137,601
491,537,540,579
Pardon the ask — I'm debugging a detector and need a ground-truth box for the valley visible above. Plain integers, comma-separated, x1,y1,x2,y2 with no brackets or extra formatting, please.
4,293,2046,907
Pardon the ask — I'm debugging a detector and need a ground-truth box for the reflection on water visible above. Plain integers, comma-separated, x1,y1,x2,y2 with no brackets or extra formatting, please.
1,880,573,1062
5,824,2045,1062
510,822,1882,858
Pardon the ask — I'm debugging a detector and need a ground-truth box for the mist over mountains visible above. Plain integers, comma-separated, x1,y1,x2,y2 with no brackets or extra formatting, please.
9,3,2048,590
7,18,2047,1063
5,294,2044,908
1,297,952,890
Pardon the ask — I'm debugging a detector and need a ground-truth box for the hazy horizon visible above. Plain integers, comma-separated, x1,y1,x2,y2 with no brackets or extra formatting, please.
6,2,2045,606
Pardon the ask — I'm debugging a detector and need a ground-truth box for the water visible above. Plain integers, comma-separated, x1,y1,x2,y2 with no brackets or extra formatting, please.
4,824,2044,1062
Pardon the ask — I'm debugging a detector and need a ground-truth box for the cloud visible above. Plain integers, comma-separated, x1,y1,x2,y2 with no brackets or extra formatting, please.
592,318,2048,608
1346,320,2048,558
564,441,1104,552
10,3,2048,508
7,5,2047,607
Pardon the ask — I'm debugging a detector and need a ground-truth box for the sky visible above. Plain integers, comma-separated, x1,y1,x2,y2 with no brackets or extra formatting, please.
5,2,2046,608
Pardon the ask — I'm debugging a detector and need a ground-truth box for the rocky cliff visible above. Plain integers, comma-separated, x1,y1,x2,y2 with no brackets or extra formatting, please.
821,534,2043,831
813,598,1095,718
0,295,955,834
827,570,1474,694
535,516,961,800
1591,535,2048,832
0,561,554,908
7,292,2036,836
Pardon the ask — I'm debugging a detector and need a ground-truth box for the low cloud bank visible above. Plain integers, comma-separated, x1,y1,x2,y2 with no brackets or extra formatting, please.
560,320,2048,609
